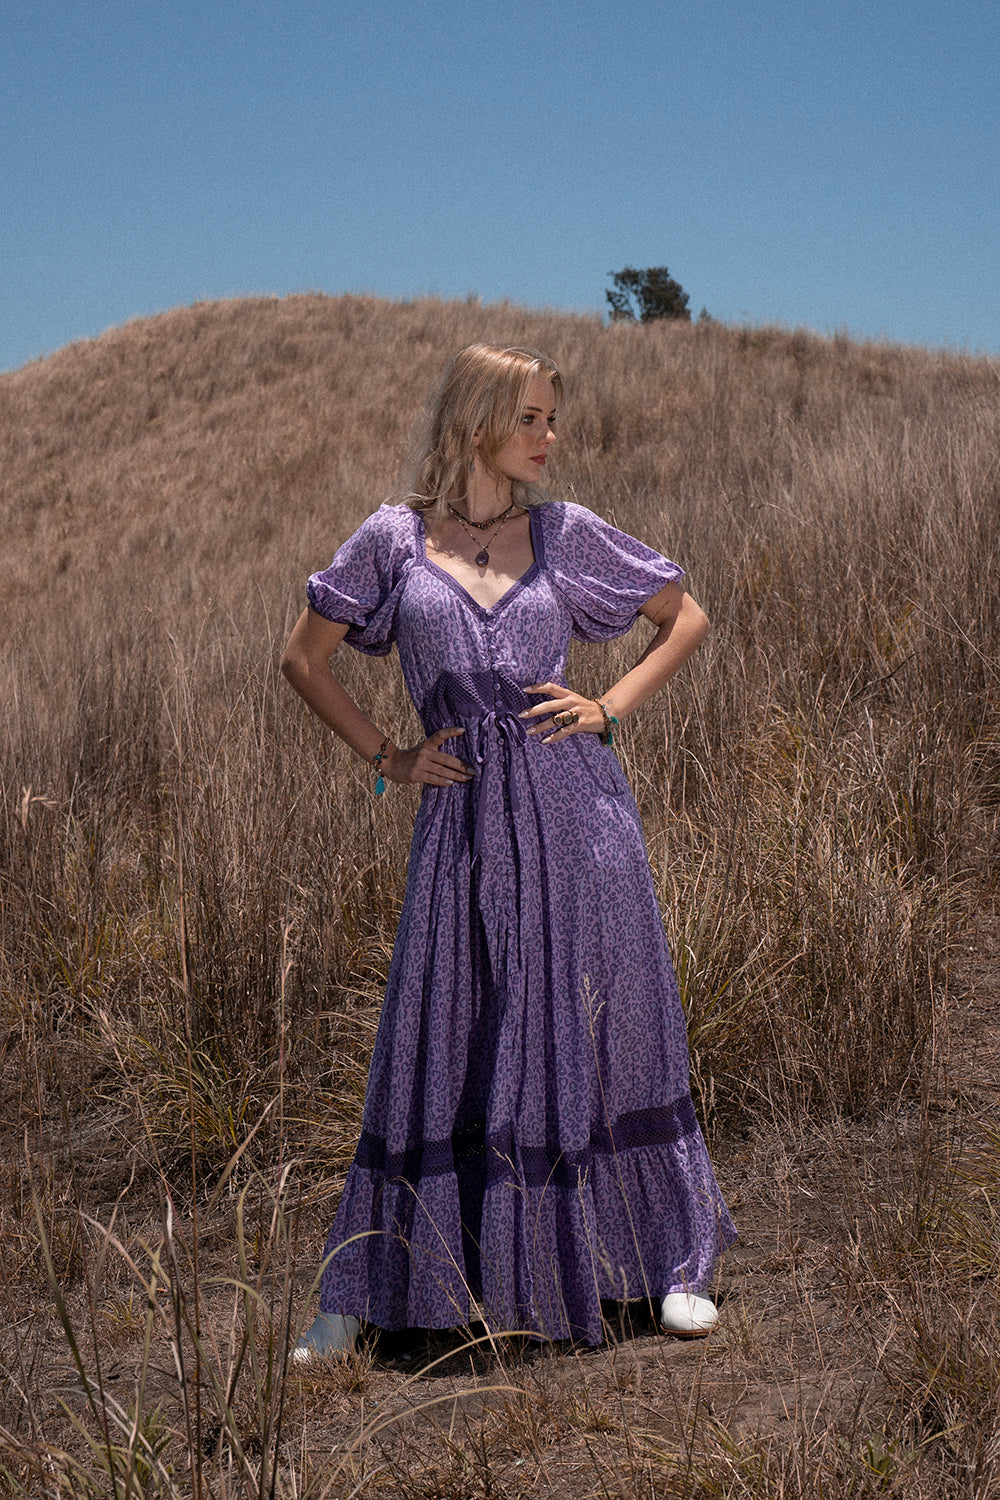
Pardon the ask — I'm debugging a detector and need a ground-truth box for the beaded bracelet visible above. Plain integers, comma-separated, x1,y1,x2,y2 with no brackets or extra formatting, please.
372,736,392,795
596,700,619,747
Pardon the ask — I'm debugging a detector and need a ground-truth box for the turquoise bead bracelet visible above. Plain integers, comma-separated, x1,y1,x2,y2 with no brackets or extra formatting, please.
373,736,392,795
596,700,619,747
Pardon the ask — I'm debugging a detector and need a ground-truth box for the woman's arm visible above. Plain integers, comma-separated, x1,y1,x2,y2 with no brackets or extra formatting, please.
604,581,710,718
281,607,473,786
521,581,708,742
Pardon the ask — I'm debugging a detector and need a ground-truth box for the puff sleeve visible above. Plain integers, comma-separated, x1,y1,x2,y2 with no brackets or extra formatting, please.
540,502,686,642
306,504,416,656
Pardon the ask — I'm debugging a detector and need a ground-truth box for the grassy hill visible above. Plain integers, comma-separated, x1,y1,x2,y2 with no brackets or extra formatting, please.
4,291,997,639
1,296,998,1495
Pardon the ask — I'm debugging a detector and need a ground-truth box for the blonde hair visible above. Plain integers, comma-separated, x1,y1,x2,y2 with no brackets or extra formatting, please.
398,344,563,518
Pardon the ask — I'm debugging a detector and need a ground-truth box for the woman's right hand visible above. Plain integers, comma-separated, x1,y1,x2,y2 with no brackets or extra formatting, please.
383,726,474,787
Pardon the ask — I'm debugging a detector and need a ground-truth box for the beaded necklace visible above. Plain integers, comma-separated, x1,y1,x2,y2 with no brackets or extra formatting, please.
447,501,518,568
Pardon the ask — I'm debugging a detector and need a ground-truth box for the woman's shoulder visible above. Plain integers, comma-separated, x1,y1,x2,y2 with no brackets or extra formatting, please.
536,499,597,529
536,498,650,553
534,499,609,546
537,497,684,582
334,501,419,563
353,500,419,540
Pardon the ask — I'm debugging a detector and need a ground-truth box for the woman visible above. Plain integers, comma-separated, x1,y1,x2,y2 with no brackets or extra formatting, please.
281,343,735,1357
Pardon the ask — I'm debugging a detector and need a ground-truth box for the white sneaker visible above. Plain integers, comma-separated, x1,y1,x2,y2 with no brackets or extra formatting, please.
660,1293,719,1337
291,1312,361,1363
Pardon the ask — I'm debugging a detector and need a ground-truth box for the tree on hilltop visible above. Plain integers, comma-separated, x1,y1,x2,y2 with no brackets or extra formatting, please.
606,266,691,323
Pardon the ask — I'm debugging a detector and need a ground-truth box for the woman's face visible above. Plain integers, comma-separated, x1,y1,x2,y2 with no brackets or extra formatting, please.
485,375,558,484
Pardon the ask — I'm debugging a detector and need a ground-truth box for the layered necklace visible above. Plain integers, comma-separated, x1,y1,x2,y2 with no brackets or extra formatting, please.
447,499,517,568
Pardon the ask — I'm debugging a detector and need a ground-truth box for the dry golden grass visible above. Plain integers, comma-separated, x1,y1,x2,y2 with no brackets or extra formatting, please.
1,293,998,1495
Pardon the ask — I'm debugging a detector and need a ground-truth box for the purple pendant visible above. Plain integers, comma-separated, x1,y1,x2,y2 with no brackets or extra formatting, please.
475,548,490,567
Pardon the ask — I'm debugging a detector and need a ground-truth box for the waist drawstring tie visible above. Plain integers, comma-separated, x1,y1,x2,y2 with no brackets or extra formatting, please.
471,708,525,871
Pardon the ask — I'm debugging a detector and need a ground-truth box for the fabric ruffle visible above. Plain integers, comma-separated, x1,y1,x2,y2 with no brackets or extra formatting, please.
320,1118,733,1345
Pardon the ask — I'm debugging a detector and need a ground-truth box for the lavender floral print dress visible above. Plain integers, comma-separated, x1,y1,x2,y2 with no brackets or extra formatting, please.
306,500,736,1344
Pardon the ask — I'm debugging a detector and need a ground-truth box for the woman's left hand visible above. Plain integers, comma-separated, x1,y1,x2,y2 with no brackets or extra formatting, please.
519,683,605,743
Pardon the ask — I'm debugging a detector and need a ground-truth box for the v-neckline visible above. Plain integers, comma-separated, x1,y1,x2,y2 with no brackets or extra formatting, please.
416,506,543,616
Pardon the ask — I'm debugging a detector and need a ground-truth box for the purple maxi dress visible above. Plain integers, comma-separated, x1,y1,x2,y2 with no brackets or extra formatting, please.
306,499,736,1345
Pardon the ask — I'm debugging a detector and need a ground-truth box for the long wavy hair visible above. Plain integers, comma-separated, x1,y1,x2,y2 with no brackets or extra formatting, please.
397,344,563,520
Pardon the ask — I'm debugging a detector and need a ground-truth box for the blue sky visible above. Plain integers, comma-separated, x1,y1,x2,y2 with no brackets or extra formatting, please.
3,0,998,372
